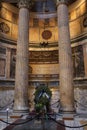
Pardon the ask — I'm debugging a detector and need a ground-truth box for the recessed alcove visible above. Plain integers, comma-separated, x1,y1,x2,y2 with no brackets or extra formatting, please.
0,0,87,129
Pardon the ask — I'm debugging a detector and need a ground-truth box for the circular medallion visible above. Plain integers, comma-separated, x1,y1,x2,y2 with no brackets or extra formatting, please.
42,30,52,40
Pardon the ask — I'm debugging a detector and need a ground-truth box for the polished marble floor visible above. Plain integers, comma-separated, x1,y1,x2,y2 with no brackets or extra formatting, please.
0,112,87,130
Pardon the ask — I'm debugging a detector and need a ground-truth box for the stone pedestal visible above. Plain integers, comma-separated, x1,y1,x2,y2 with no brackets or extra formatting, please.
14,0,30,113
57,0,75,113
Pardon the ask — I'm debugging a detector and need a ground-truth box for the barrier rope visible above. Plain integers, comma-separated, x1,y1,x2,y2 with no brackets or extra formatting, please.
1,112,87,128
0,113,40,125
47,114,87,128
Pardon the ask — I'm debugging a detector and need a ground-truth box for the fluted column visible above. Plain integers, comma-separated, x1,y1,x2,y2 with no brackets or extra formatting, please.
14,0,30,113
57,0,75,113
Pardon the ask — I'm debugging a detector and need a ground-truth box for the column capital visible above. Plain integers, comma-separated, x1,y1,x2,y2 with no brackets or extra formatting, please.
56,0,68,6
18,0,32,9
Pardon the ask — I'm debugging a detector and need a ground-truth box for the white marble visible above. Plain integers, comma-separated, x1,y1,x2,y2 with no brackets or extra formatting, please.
65,120,84,130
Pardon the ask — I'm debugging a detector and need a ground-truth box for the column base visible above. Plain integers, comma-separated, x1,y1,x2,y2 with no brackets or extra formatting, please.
13,107,29,116
59,110,76,114
12,109,29,119
59,105,75,114
13,109,29,113
59,109,76,120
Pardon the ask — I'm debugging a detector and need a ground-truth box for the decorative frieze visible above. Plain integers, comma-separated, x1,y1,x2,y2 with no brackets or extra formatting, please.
29,50,59,63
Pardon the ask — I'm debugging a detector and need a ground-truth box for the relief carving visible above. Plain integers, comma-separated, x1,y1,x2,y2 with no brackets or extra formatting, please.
42,30,52,40
29,50,59,63
72,45,85,77
10,49,16,78
0,22,10,34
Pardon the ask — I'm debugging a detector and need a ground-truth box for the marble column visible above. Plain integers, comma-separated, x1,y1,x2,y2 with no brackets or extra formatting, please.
14,0,30,113
57,0,75,113
83,43,87,77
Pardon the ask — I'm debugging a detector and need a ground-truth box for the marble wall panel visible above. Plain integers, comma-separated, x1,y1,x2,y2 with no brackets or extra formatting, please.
0,88,14,109
74,87,87,113
29,28,39,43
0,86,87,113
0,59,6,77
31,64,59,75
70,19,82,38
